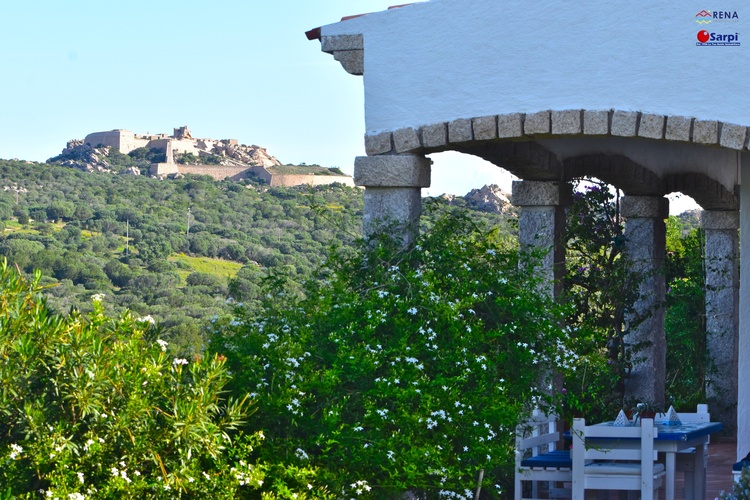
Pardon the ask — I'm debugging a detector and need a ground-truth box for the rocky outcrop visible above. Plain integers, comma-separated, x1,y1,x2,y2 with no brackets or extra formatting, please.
121,166,141,176
206,142,280,168
50,142,114,173
464,184,513,213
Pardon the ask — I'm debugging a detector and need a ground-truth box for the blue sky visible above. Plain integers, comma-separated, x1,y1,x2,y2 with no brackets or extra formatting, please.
0,1,695,211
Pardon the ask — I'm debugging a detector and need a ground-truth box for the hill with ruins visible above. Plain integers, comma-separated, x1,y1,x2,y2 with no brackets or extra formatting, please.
49,126,354,187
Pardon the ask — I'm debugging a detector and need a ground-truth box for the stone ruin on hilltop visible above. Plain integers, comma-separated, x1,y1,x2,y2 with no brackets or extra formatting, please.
55,126,354,187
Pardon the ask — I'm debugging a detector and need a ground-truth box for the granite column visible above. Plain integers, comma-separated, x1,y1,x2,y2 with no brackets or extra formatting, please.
621,196,668,406
354,154,431,245
703,210,739,436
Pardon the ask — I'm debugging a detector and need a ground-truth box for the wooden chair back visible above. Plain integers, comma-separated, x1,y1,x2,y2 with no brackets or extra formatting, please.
572,417,664,500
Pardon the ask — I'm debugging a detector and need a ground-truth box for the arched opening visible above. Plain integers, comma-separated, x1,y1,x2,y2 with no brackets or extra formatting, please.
423,151,517,198
667,192,701,216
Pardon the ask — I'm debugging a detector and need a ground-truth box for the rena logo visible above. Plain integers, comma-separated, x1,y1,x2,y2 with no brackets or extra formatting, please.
695,9,739,23
696,30,740,46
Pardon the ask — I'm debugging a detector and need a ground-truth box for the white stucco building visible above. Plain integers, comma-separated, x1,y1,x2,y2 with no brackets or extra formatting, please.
308,0,749,466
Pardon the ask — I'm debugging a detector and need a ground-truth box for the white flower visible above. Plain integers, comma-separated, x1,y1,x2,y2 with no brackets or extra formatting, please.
156,339,168,352
91,293,105,302
407,307,418,315
138,315,156,325
9,443,23,460
77,472,85,484
173,358,188,366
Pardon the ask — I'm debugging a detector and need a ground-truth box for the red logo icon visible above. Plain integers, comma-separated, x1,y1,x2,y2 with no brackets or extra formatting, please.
697,30,711,43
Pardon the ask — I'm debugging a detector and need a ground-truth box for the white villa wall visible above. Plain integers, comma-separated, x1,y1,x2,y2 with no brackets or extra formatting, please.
321,0,749,133
740,158,750,459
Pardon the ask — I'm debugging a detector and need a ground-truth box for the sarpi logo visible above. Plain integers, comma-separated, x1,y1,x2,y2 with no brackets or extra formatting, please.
697,30,740,46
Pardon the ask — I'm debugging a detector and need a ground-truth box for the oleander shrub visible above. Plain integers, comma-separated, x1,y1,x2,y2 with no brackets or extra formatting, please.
0,260,329,498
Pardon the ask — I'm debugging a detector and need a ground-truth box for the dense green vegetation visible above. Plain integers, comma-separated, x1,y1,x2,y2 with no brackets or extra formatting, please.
209,210,571,497
0,159,508,355
0,156,711,497
0,262,327,498
561,180,707,422
0,159,368,353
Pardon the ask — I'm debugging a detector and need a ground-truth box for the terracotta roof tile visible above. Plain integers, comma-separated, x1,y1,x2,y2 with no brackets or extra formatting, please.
305,4,417,41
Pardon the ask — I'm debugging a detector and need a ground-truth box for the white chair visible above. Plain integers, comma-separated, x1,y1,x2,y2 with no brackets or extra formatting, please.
655,403,709,500
572,417,665,500
514,410,571,500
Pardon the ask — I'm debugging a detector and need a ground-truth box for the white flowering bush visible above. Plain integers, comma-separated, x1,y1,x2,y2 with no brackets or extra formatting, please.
212,211,575,498
0,260,328,498
720,466,750,500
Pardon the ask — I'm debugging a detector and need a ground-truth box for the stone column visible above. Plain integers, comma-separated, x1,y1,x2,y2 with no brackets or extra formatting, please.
621,196,668,407
511,180,572,299
703,210,739,436
354,154,431,245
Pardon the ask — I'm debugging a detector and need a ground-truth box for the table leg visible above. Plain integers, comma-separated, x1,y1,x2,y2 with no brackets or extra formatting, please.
665,452,676,500
694,445,706,500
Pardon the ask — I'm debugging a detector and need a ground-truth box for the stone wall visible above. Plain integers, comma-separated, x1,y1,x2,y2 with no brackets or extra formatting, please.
84,130,130,152
150,163,180,176
175,165,253,180
84,130,152,154
268,173,355,187
149,164,355,185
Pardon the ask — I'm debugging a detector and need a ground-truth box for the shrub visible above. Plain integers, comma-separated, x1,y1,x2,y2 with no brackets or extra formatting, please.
720,467,750,499
0,261,256,497
211,212,575,498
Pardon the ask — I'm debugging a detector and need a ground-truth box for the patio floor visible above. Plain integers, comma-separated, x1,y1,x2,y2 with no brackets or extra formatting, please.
697,440,735,500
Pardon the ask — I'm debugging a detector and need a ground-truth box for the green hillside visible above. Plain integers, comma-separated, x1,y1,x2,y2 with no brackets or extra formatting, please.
0,159,509,354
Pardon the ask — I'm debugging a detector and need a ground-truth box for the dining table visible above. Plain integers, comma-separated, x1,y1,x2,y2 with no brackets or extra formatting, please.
588,420,724,500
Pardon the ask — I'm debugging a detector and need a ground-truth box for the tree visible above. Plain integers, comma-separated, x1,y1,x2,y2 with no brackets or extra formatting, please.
13,206,29,225
562,179,642,421
0,238,45,270
664,218,706,407
46,201,74,222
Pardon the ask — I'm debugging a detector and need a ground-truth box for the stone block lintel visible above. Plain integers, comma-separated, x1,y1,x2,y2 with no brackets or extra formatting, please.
511,180,573,207
621,196,669,219
354,154,431,188
703,210,739,230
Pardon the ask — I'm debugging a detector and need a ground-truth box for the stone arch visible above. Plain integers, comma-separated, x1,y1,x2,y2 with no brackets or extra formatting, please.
663,172,738,211
561,154,662,196
364,110,749,157
359,109,744,212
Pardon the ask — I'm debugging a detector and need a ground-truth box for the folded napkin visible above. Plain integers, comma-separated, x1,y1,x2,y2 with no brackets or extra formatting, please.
613,409,631,426
662,405,681,425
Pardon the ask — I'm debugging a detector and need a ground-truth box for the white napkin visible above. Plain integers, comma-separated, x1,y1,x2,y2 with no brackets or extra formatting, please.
663,405,681,425
613,409,631,426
